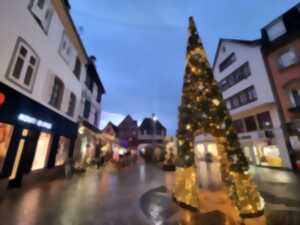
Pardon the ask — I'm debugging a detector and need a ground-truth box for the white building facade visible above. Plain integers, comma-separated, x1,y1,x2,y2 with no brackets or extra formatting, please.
0,0,104,189
213,39,292,169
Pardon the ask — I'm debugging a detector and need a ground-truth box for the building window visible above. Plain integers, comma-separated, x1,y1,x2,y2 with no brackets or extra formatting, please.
73,57,81,79
289,90,300,107
49,77,64,109
67,92,76,117
244,116,257,132
277,48,298,69
94,111,99,127
266,18,286,41
83,100,91,119
257,112,273,130
97,90,102,103
226,86,257,110
85,73,93,91
219,62,251,92
31,132,52,171
219,53,236,72
59,31,75,66
29,0,53,33
233,119,245,133
6,38,39,93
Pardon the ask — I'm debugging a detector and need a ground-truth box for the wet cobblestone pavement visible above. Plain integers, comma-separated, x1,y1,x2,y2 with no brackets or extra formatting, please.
0,161,299,225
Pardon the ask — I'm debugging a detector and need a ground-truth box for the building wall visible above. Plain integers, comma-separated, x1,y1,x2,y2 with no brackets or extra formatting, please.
213,41,275,116
0,0,86,123
213,40,292,168
266,38,300,123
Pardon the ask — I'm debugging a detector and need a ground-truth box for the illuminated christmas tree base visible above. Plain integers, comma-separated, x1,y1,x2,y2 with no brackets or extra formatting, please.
173,166,199,210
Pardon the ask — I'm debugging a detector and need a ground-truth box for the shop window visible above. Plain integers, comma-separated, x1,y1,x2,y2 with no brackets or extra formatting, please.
6,38,39,93
67,92,76,117
73,57,81,79
266,18,286,41
260,145,282,167
49,77,64,109
233,119,245,133
244,116,257,132
55,136,70,166
0,123,14,173
29,0,53,33
31,132,52,171
277,48,298,69
257,111,273,130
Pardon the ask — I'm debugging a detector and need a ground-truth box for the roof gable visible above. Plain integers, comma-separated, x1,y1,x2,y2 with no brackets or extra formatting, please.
212,38,261,71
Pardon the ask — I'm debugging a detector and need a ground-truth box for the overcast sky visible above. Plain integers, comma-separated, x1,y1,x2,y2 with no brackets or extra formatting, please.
70,0,299,135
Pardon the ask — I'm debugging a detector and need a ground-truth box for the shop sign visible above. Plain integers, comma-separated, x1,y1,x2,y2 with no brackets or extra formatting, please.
18,113,52,130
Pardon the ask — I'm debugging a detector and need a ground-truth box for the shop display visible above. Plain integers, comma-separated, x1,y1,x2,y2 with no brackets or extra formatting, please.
55,136,70,166
0,123,14,172
31,132,52,171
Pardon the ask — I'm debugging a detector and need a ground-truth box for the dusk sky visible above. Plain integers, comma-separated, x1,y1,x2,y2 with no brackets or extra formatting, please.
70,0,299,135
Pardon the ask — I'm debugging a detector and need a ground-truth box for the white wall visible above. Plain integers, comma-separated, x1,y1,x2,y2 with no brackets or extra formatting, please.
0,0,83,123
213,41,275,115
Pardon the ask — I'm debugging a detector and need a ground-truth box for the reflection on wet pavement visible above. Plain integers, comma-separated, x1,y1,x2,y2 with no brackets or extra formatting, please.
0,161,300,225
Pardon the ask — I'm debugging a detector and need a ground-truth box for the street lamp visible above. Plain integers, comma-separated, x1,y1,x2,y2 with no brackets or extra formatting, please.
152,113,157,149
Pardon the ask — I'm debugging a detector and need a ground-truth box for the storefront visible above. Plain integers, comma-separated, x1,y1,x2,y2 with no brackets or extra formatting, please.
74,121,101,168
240,135,284,168
0,82,78,188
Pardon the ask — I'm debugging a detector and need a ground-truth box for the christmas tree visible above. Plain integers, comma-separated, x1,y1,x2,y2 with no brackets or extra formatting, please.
173,17,264,217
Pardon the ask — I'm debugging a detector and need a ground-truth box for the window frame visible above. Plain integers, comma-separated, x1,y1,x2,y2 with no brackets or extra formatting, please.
49,77,65,110
244,116,258,132
225,86,257,110
73,57,81,79
83,99,91,119
266,18,287,42
219,53,236,72
59,31,75,67
218,62,251,92
66,92,76,117
277,47,299,70
28,0,53,34
257,111,273,130
5,37,39,93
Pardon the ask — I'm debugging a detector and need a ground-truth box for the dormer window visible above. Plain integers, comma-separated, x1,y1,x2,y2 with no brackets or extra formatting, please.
266,18,286,41
29,0,53,33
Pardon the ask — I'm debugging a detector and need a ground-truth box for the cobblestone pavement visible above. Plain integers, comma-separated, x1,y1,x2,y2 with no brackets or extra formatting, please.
0,161,299,225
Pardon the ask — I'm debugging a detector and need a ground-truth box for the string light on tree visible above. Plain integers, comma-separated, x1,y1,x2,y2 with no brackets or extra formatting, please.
173,16,264,218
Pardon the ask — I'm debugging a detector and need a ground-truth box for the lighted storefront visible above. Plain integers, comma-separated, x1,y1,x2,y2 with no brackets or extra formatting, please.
0,82,78,188
74,121,100,168
241,141,283,168
0,123,14,173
